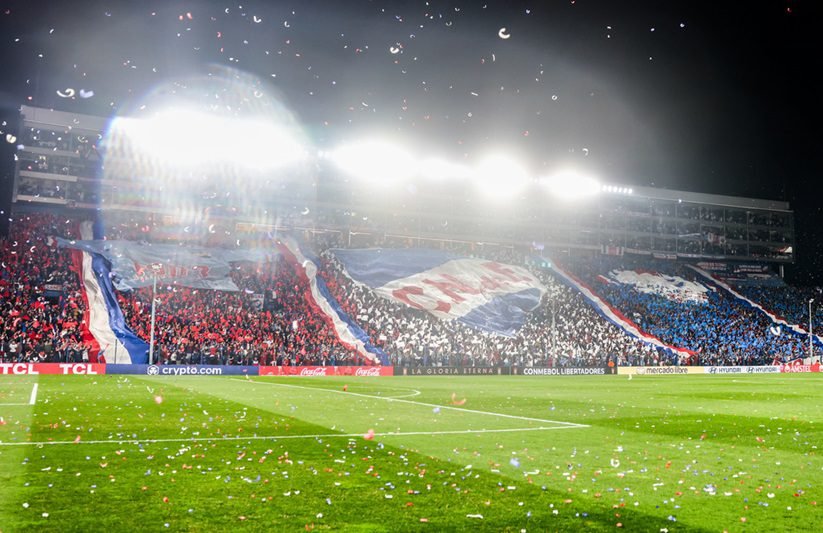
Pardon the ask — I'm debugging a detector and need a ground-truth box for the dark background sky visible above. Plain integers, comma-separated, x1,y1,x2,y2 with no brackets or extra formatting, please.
0,1,821,281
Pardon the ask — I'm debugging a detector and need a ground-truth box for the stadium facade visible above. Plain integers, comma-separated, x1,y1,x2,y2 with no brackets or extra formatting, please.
11,105,794,273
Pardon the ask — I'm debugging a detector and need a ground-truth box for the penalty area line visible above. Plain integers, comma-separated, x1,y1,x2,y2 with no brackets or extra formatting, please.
0,425,586,447
29,383,38,405
232,378,589,428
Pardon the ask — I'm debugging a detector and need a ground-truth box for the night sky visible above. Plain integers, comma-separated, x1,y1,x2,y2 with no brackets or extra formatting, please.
0,1,821,281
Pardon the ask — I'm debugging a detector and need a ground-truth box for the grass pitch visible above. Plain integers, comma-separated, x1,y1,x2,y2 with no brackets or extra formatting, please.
0,374,820,532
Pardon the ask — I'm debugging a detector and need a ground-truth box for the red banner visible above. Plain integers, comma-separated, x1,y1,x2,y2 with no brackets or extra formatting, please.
0,363,106,375
258,366,393,377
780,363,821,373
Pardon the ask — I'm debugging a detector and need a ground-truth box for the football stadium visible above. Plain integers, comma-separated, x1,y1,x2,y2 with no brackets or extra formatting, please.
1,2,821,532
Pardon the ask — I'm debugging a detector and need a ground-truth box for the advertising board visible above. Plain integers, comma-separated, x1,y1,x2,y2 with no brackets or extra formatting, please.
617,366,704,375
259,366,393,376
0,363,106,375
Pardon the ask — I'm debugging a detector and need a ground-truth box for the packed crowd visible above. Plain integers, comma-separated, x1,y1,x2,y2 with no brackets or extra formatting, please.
737,285,823,326
565,257,809,365
116,259,364,366
319,247,662,368
0,213,91,363
0,211,815,368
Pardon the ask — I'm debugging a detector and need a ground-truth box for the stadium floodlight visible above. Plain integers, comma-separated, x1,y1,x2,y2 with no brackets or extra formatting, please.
329,140,416,183
116,108,308,171
233,119,309,170
418,157,471,181
542,170,600,200
474,153,530,199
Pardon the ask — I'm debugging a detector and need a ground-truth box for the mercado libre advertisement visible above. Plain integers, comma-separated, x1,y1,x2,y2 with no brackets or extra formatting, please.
617,364,821,375
617,366,705,375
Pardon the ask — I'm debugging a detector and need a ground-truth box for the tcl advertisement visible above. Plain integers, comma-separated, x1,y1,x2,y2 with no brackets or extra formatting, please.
258,366,393,377
0,363,106,375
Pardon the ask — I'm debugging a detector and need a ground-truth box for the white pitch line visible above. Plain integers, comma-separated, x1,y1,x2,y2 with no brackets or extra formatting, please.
387,392,420,399
0,403,32,406
381,388,421,399
29,383,38,406
0,425,583,448
232,379,588,428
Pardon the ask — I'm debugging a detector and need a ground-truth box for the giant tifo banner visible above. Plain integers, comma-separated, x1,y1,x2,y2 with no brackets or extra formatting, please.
276,238,389,365
606,269,710,304
68,222,150,364
58,237,275,291
332,248,545,336
686,264,823,346
548,260,698,361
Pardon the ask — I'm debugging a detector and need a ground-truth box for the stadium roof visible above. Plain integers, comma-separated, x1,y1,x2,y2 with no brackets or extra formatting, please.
627,185,791,213
20,105,108,135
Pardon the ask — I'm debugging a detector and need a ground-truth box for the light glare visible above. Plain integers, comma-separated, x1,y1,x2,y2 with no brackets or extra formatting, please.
330,141,416,183
543,171,600,200
418,157,471,181
475,154,529,198
116,109,308,171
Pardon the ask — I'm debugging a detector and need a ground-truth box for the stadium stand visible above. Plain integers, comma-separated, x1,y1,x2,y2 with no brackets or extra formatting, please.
115,260,363,366
0,214,90,363
561,256,808,365
319,247,659,368
1,212,816,367
737,285,823,331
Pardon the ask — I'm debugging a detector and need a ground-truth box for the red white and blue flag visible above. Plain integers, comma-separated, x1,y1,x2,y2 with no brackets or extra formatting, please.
277,238,389,365
332,248,546,336
68,222,150,364
549,259,697,361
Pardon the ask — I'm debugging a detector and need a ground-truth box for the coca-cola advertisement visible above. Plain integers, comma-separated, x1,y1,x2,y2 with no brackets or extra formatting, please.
258,366,393,376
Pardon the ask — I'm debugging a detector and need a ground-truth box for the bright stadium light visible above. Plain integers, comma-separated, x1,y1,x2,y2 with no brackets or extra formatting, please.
474,153,530,198
119,109,206,165
418,157,471,181
237,120,309,170
329,140,416,183
542,170,600,200
116,108,309,171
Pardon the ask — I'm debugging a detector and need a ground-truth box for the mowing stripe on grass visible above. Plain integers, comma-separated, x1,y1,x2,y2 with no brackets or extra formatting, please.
0,425,585,447
235,378,589,428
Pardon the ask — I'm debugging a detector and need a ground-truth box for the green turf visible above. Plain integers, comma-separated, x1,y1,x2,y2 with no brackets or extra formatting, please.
0,374,820,531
